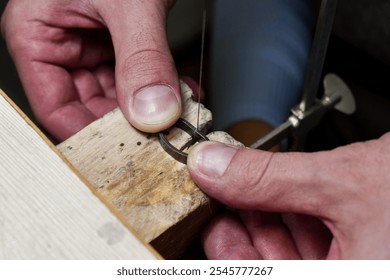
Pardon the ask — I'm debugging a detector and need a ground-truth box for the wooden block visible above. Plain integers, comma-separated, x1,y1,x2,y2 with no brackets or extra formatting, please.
58,81,241,258
0,88,158,259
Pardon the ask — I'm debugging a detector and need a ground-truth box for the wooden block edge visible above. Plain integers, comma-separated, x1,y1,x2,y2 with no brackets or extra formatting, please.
0,88,162,260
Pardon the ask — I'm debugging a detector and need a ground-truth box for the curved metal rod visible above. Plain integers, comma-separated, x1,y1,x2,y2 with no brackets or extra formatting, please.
159,118,209,164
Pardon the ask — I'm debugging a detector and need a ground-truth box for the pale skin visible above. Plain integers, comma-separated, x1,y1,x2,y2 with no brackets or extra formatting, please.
3,0,390,260
1,0,181,140
187,134,390,259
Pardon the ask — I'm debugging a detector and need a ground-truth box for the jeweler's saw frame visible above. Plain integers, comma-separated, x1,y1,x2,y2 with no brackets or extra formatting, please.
160,0,355,163
251,0,355,151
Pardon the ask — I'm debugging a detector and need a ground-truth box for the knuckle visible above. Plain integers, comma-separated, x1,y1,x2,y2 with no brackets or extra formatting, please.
228,151,274,204
120,47,173,81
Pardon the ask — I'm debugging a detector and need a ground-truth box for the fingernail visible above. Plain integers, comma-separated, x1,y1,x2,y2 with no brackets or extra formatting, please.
132,84,181,127
188,141,238,178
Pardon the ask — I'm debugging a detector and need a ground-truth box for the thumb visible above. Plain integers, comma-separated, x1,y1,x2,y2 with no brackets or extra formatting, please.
187,141,341,217
95,0,181,132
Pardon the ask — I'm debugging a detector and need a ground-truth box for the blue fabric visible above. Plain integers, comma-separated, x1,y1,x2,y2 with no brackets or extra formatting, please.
209,0,314,129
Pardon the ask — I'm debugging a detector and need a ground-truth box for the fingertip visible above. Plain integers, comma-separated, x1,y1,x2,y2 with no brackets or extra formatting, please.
202,213,262,260
187,141,241,204
187,141,239,179
126,83,182,132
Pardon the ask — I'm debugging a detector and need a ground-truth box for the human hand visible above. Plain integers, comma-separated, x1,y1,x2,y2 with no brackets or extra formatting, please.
187,132,390,259
1,0,180,141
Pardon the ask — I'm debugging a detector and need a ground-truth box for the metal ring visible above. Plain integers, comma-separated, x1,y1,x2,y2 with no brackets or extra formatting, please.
159,118,209,164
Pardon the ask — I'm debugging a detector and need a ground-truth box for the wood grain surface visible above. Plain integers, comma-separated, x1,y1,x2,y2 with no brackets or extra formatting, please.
0,88,159,259
58,81,241,258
